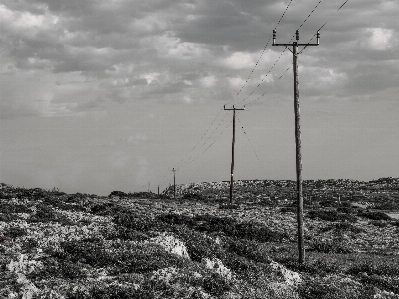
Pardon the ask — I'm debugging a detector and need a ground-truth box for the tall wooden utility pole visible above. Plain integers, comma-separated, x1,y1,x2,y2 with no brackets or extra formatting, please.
172,168,176,199
273,29,320,264
224,105,245,204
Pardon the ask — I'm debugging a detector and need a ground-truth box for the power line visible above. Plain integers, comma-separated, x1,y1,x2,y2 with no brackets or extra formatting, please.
239,0,350,107
233,0,294,99
234,0,327,107
162,0,350,191
171,108,224,170
176,119,232,171
299,0,350,54
236,115,262,167
175,113,230,171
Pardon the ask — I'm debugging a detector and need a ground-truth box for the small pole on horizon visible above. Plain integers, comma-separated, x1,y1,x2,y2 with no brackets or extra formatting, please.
158,185,160,196
273,29,320,264
224,104,245,204
173,168,176,199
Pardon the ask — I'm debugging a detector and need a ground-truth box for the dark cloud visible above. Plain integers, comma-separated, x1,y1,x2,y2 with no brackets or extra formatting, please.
1,0,398,119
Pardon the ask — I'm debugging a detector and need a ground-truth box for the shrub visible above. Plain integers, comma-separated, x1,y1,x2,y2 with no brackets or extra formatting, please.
28,257,85,280
233,221,287,242
90,202,128,216
109,191,128,198
358,211,391,221
333,222,364,233
374,201,399,210
280,207,296,213
157,213,287,243
308,238,353,254
319,200,339,208
298,277,368,299
225,238,259,258
114,212,158,232
336,206,353,214
42,196,86,212
0,203,31,214
359,274,399,294
66,283,141,299
4,227,27,238
223,254,256,275
370,220,389,227
55,238,188,275
308,210,357,222
157,213,195,226
21,238,38,253
114,245,188,274
203,273,231,297
347,261,399,276
279,258,339,276
28,203,74,225
106,227,149,242
182,193,204,201
321,223,364,234
219,204,240,210
171,226,225,262
0,213,18,222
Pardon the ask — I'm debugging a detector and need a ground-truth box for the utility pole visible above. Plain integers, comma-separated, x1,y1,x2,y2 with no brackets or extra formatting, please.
172,168,176,199
224,105,245,204
273,29,320,264
158,185,160,196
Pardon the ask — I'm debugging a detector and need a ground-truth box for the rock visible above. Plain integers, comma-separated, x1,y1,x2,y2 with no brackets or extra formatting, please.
202,257,233,280
148,232,190,260
269,261,302,285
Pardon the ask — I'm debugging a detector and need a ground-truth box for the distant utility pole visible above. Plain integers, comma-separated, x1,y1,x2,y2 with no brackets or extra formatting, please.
172,168,176,199
273,29,320,264
224,105,245,204
158,185,160,196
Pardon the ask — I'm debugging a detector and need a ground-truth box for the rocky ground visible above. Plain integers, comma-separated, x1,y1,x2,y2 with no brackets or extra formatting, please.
1,183,399,298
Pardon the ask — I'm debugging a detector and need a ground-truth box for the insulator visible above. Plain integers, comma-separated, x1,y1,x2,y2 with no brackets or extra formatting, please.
296,30,299,41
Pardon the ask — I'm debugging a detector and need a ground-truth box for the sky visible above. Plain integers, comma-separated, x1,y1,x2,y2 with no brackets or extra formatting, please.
0,0,398,196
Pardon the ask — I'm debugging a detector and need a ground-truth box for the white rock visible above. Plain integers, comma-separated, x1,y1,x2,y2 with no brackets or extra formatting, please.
270,261,302,285
148,233,190,259
202,257,232,280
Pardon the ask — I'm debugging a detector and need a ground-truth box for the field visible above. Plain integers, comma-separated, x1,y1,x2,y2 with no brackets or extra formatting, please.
1,182,399,298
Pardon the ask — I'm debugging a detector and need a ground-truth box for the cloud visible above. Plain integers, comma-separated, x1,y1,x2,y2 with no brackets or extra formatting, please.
228,76,246,89
222,52,254,70
200,75,217,87
1,0,399,121
367,28,393,50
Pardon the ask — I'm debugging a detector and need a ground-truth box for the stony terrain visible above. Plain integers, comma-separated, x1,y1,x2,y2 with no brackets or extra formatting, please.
1,181,399,298
163,178,399,207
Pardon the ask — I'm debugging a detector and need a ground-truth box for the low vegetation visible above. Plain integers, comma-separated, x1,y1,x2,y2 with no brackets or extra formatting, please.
1,183,398,298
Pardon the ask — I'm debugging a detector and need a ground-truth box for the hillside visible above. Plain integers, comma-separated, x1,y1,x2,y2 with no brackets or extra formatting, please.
1,182,399,298
162,178,399,209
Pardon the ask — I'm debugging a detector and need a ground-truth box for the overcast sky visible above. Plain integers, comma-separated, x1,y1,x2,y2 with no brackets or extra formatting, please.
1,0,398,195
